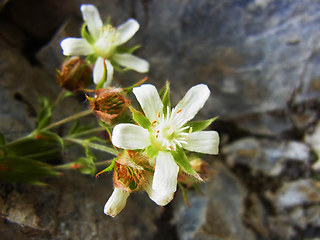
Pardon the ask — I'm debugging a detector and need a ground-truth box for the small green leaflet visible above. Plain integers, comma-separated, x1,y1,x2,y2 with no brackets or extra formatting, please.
171,147,196,176
161,81,171,117
187,116,219,132
96,158,116,177
130,107,151,129
145,145,159,159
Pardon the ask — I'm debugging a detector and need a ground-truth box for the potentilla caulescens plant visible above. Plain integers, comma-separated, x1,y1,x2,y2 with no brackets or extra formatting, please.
1,3,221,218
60,4,149,87
111,83,220,206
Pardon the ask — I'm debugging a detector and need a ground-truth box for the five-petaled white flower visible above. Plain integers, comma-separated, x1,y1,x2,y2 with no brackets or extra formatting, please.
111,84,219,205
60,4,149,87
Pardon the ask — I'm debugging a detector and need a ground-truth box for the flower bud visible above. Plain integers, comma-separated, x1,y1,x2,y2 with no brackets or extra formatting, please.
57,56,93,92
88,88,129,125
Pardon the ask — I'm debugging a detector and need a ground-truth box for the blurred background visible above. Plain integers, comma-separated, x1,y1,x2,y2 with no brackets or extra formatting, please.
1,0,320,239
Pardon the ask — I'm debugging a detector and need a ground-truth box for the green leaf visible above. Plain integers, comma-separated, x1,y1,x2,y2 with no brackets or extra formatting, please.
130,107,151,129
171,148,197,175
38,131,64,150
96,157,116,176
0,156,59,184
145,145,159,159
162,81,171,117
186,116,219,132
5,138,61,163
37,95,54,130
81,23,95,44
74,157,96,175
0,133,6,146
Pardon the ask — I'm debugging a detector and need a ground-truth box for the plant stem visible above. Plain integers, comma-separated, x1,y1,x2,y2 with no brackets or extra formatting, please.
65,137,118,156
42,109,92,131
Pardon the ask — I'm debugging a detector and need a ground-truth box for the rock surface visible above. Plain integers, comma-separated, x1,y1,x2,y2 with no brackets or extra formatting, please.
1,0,320,239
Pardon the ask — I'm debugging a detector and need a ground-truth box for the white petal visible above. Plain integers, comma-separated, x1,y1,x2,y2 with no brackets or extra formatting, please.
113,53,149,73
60,38,93,56
152,151,179,195
103,59,114,87
133,84,163,121
93,57,105,84
104,188,130,217
175,84,210,125
80,4,103,39
146,185,174,206
115,19,140,45
182,131,219,154
112,124,151,149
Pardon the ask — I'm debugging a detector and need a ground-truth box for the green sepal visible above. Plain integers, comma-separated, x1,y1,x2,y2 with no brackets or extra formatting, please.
109,59,130,73
86,54,97,65
161,81,171,117
95,65,106,90
81,23,95,44
124,77,148,94
98,121,113,138
116,44,141,54
96,157,116,176
145,145,159,159
186,116,219,132
178,182,190,207
171,147,196,175
130,107,151,129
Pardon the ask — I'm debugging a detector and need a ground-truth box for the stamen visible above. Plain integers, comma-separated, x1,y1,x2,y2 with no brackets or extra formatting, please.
152,120,157,125
176,108,182,113
157,112,161,118
156,134,159,138
189,127,193,134
156,130,160,133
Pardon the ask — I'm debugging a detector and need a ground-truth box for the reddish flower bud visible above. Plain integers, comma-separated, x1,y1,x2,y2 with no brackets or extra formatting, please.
88,88,129,125
57,56,93,92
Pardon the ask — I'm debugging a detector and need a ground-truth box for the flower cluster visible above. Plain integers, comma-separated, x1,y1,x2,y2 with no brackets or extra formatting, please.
59,4,220,218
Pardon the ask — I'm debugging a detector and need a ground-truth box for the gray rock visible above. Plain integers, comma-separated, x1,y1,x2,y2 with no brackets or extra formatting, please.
223,138,311,176
173,161,255,240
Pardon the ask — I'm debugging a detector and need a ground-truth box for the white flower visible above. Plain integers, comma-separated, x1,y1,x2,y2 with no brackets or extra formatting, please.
60,4,149,87
104,187,130,217
112,84,219,205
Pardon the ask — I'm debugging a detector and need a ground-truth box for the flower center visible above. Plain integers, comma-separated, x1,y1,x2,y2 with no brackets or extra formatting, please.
93,25,118,58
151,108,189,151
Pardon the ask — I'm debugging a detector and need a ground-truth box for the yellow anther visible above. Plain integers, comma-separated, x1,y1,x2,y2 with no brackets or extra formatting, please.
189,127,193,134
176,108,182,113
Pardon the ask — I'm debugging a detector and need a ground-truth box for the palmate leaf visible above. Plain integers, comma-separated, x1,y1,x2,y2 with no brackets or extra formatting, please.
5,137,61,163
